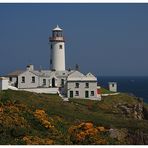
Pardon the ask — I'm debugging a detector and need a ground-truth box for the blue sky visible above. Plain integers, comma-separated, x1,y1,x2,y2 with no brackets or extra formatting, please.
0,3,148,76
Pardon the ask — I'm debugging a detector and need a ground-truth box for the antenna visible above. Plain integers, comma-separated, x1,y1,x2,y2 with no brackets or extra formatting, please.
75,64,80,71
39,65,42,72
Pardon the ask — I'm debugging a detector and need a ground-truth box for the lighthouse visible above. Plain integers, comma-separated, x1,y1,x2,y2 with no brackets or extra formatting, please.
49,25,65,71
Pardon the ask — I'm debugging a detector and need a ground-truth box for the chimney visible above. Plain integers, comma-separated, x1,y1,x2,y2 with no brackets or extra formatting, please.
26,64,34,71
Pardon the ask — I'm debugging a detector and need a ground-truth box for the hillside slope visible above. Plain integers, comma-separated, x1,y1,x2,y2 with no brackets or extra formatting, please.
0,90,148,144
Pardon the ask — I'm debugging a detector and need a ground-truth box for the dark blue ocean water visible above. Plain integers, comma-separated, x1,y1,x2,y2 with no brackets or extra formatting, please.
97,76,148,103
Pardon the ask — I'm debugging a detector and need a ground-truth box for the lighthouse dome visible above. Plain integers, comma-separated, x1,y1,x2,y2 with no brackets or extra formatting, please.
53,25,62,31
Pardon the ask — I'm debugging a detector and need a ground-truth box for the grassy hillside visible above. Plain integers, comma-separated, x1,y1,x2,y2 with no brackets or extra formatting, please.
0,89,148,144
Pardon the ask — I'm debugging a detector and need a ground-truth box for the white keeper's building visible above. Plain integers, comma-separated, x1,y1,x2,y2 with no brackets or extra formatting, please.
2,25,100,100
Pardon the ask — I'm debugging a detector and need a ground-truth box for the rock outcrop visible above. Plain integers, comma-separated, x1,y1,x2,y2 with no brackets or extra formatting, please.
116,102,144,120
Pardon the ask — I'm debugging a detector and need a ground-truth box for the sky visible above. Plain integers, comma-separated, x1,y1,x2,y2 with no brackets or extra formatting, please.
0,3,148,76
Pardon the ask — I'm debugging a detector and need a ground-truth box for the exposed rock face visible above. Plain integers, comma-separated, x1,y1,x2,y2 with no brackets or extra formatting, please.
143,106,148,120
127,129,148,144
109,128,148,144
109,128,128,144
117,102,144,120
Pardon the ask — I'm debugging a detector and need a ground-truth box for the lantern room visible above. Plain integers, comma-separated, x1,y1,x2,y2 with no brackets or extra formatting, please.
49,25,65,42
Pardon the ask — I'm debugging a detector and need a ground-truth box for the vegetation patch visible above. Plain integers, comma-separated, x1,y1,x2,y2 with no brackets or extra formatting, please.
0,90,148,144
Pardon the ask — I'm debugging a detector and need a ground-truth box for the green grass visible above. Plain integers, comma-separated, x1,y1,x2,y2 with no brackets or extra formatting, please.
0,89,148,144
100,87,114,94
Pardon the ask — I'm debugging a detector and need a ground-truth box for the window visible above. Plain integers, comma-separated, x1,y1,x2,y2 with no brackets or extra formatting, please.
59,45,63,49
112,84,114,87
91,91,94,96
51,44,53,49
85,82,89,88
9,77,12,81
43,79,46,85
32,76,35,83
70,91,73,98
22,76,25,83
75,83,79,88
75,91,79,96
50,59,52,65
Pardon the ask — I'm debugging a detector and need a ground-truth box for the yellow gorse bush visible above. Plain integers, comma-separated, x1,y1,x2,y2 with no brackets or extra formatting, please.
34,109,54,129
68,122,108,144
23,136,54,145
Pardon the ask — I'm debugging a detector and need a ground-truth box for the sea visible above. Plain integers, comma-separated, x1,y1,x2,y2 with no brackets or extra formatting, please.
97,76,148,103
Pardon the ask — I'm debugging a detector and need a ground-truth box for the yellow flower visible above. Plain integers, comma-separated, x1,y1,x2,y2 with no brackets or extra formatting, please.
83,122,93,130
97,126,107,132
45,139,54,144
34,109,54,129
86,128,98,135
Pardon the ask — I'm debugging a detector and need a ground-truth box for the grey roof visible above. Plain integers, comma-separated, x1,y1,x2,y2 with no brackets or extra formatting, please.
67,70,97,81
30,70,73,77
30,70,52,77
7,69,74,78
7,70,25,76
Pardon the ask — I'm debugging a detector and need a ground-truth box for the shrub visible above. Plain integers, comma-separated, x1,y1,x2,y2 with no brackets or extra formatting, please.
23,136,54,145
68,122,108,144
0,124,4,134
11,127,27,137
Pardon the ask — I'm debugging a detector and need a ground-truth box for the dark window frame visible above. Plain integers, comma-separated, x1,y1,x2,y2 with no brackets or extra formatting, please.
22,76,25,83
61,79,64,87
91,91,94,96
50,59,52,65
75,83,79,88
43,79,46,85
32,76,35,83
9,77,12,81
85,82,89,88
59,44,63,49
75,91,79,96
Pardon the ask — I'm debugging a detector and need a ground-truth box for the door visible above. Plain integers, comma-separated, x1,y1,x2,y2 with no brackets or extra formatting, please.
52,78,55,87
85,91,89,98
15,77,18,87
69,91,73,98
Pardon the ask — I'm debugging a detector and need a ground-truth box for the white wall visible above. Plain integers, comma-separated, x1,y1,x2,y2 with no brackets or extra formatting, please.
67,81,97,99
0,80,2,90
0,78,9,90
19,88,59,94
109,82,117,92
18,71,39,89
51,42,65,71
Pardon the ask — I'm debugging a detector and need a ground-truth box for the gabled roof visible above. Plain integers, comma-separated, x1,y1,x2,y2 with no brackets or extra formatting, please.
67,71,97,81
86,72,95,77
86,72,97,81
7,70,25,77
68,71,85,78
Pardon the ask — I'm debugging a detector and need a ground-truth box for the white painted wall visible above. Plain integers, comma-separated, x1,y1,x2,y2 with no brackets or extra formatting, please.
109,82,117,92
18,71,39,89
67,81,98,99
19,88,59,94
0,77,9,90
50,42,65,71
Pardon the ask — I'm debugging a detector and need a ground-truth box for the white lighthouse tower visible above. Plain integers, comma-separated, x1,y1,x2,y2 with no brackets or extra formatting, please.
49,25,65,71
